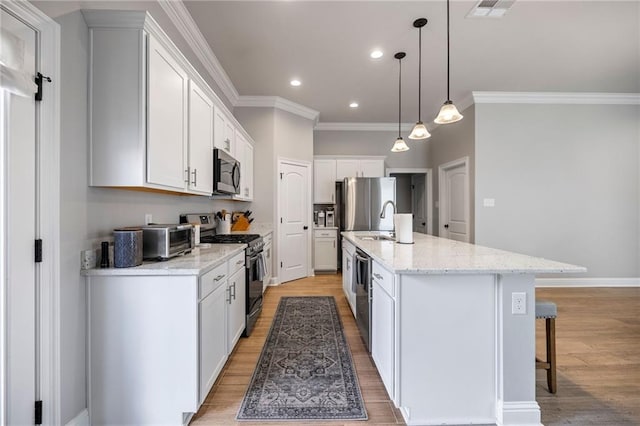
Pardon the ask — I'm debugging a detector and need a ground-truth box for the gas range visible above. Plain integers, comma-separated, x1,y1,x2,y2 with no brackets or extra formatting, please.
201,233,264,256
179,213,264,256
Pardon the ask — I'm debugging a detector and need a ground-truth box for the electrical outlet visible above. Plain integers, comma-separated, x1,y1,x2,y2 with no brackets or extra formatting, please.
512,292,527,315
81,249,97,270
145,213,152,225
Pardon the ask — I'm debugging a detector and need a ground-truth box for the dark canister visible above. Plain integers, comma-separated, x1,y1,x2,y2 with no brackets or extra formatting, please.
113,228,143,268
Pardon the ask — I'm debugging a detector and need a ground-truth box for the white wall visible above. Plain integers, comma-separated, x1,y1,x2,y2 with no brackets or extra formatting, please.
475,103,640,278
314,130,429,169
428,105,476,241
36,7,247,424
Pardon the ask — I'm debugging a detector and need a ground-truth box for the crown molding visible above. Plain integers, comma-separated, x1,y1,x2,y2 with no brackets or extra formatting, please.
314,122,414,131
158,0,239,106
472,91,640,105
236,96,320,122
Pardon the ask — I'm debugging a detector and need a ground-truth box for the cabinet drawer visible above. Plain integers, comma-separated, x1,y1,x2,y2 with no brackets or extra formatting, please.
228,250,245,276
200,262,228,299
314,229,337,238
372,261,394,297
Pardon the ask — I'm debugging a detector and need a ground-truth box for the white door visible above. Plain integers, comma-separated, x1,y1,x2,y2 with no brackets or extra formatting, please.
439,158,470,242
1,9,38,423
411,174,427,234
279,161,310,283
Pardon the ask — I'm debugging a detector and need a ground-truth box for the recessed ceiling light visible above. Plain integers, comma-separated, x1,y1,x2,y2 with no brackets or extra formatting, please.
290,79,301,87
349,102,359,108
370,50,383,59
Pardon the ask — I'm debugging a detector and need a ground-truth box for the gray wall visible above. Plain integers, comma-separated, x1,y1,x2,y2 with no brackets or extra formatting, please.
314,130,429,169
475,103,640,278
35,7,246,423
428,105,476,241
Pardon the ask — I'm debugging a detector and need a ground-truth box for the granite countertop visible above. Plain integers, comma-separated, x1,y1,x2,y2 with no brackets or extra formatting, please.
342,231,586,275
82,244,246,277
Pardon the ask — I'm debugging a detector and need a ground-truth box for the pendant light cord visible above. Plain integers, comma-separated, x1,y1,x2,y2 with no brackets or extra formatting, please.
398,57,402,138
446,0,451,102
418,26,422,120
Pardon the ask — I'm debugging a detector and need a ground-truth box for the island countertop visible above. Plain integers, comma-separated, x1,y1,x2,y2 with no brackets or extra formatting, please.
342,231,585,275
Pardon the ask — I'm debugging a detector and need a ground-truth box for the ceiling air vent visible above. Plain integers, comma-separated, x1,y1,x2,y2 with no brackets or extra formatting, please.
467,0,515,18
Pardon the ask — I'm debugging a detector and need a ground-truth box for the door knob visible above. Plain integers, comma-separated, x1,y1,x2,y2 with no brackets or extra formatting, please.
444,224,449,229
303,226,308,230
422,222,426,226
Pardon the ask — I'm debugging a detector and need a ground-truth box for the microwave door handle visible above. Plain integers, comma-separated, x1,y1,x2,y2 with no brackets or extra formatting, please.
232,163,241,189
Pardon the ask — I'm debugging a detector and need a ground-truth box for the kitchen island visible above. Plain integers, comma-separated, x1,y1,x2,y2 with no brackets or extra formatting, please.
342,231,585,426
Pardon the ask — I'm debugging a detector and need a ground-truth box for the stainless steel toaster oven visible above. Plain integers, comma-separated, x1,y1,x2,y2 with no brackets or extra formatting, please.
142,224,193,260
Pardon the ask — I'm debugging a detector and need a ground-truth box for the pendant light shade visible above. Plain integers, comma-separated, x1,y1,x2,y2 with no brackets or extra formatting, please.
409,18,431,140
434,0,463,124
391,52,409,153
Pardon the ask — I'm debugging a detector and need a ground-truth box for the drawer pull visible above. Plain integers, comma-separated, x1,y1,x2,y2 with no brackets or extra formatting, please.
373,273,383,280
236,259,244,265
214,274,226,282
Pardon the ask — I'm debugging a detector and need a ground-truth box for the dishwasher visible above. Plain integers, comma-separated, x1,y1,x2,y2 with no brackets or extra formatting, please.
354,248,372,352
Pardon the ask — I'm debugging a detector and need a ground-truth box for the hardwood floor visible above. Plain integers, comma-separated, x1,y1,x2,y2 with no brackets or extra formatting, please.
191,276,640,425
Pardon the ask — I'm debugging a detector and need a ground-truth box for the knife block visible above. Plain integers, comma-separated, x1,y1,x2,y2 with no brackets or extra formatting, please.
231,216,250,231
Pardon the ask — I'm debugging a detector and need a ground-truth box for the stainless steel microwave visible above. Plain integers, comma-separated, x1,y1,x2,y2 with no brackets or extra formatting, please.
213,148,241,195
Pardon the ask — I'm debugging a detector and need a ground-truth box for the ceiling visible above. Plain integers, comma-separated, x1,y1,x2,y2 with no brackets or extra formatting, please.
183,1,639,124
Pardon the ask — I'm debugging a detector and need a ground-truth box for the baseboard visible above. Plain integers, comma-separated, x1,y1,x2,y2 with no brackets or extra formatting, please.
267,277,281,286
497,401,541,426
535,277,640,288
65,409,89,426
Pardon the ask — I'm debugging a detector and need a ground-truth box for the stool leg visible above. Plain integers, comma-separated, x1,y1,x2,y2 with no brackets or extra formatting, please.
546,318,557,393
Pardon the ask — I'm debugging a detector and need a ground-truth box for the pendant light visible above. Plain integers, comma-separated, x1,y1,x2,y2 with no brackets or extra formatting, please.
391,52,409,153
408,18,431,140
434,0,463,124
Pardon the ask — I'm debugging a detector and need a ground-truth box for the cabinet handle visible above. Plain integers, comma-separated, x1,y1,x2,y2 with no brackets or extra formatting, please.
236,259,243,265
231,282,236,299
225,138,231,151
373,273,383,280
214,274,226,282
191,168,197,186
226,287,231,304
333,240,336,248
185,167,190,183
331,193,334,202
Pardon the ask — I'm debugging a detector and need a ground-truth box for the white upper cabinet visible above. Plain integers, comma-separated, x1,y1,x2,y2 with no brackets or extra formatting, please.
232,131,254,201
85,10,254,197
314,159,337,204
187,81,214,195
214,106,235,158
336,158,385,180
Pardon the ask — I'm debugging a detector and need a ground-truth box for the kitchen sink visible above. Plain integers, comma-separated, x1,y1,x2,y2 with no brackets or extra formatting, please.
357,235,395,241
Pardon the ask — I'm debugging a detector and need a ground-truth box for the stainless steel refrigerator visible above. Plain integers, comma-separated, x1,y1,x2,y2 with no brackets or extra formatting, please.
341,177,396,231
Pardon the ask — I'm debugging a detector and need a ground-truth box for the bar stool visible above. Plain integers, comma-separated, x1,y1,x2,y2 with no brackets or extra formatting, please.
535,300,557,393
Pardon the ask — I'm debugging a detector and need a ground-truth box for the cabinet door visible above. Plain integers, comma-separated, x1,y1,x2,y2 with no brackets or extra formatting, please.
314,237,337,271
188,81,214,195
214,107,233,156
244,142,254,200
360,159,385,178
227,267,246,353
313,159,336,203
147,36,188,190
336,159,360,180
199,282,227,404
234,133,246,200
372,280,395,399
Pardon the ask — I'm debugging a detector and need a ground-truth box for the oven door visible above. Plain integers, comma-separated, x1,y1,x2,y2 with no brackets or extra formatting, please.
213,148,241,195
244,251,264,336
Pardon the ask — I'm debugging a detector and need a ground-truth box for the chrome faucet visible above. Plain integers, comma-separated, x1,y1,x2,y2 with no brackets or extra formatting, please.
380,200,397,219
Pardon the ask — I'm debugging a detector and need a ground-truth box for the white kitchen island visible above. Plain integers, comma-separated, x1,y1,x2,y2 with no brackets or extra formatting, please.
342,231,585,426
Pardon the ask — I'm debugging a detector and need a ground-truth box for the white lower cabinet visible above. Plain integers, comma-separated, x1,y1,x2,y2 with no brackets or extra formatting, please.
371,261,396,401
342,240,356,316
226,266,246,352
314,229,338,271
199,274,227,404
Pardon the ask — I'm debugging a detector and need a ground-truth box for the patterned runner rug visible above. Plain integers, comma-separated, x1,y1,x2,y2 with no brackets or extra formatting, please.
237,296,367,421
